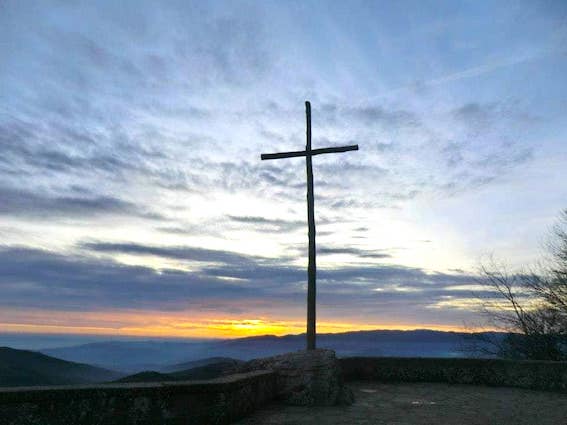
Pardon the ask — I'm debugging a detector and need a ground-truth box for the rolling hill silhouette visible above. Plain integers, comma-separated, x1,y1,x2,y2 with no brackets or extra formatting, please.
0,347,122,387
115,358,243,383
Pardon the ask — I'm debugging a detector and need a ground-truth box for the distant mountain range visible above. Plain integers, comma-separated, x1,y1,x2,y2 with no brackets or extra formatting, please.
0,347,122,387
41,340,209,373
0,330,506,387
39,329,504,373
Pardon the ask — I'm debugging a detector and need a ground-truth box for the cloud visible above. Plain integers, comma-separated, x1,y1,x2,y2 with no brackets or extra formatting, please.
0,243,502,326
326,198,394,210
0,246,258,311
155,225,214,236
251,98,536,212
81,241,260,265
453,102,495,129
317,247,392,259
1,1,272,94
0,186,162,220
320,103,420,129
0,118,172,194
228,215,305,232
0,0,278,220
425,49,553,87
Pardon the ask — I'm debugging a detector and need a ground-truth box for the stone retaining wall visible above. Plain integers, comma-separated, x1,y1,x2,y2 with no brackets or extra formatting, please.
340,357,567,392
4,355,565,424
0,370,276,425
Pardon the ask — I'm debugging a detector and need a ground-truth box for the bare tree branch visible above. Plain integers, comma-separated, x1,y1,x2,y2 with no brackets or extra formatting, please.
468,209,567,360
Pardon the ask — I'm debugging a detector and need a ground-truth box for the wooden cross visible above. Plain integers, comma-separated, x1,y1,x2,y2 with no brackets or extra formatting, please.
260,101,358,350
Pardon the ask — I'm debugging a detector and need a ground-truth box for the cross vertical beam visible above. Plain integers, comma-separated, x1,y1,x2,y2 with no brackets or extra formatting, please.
260,101,358,350
305,101,316,350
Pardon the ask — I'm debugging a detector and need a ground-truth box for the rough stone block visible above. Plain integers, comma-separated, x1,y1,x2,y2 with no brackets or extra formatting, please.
238,349,354,406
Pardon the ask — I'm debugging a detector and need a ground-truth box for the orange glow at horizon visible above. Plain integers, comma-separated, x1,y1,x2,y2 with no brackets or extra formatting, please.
0,314,491,338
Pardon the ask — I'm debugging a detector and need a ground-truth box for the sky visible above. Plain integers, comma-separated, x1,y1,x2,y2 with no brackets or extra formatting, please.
1,0,566,339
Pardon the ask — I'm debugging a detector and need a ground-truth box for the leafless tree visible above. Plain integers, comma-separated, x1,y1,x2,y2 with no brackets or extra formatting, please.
473,209,567,360
526,209,567,313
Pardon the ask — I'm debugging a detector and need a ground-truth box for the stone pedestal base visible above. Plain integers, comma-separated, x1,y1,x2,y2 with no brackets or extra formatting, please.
238,349,354,406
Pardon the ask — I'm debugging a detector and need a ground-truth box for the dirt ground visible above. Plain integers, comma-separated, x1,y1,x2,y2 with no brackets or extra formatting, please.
235,381,567,425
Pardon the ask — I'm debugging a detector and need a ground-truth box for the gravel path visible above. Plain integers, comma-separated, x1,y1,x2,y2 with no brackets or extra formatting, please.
236,381,567,425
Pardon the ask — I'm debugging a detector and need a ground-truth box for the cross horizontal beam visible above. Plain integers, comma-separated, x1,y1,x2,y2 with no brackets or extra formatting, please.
261,144,358,160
